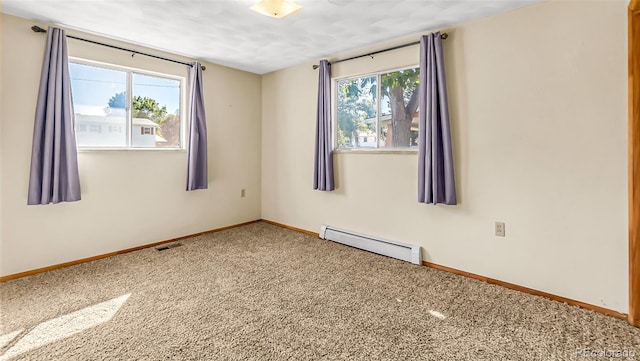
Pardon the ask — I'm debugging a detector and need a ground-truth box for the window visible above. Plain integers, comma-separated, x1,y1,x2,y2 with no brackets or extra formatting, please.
141,127,154,135
335,67,420,150
69,60,183,149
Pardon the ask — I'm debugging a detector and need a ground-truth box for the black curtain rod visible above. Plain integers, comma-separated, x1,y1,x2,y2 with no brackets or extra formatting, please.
312,33,448,70
31,25,205,71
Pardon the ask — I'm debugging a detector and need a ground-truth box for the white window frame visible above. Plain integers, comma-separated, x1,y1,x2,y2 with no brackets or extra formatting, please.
333,65,420,153
70,57,186,151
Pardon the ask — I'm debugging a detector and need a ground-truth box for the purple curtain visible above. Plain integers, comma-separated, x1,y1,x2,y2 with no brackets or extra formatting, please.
313,59,334,191
418,33,457,205
27,27,81,205
186,62,208,191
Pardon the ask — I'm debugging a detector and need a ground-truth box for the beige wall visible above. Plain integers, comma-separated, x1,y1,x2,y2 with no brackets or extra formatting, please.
0,14,262,276
261,0,629,312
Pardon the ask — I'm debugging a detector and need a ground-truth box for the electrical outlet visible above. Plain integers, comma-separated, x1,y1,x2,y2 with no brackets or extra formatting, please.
241,189,246,198
495,222,505,237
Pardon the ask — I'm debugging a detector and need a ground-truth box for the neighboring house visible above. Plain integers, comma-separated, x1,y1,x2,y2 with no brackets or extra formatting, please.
75,109,165,147
132,118,166,147
357,116,378,148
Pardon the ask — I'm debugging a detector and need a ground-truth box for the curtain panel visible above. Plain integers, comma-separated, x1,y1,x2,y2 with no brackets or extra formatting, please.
417,32,457,205
313,59,335,191
27,27,81,205
186,61,208,191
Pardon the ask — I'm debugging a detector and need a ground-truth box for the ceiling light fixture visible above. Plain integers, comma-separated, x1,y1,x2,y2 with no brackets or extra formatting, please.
250,0,302,19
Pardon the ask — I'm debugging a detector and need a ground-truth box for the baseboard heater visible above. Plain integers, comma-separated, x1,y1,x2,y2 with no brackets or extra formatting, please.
319,225,422,265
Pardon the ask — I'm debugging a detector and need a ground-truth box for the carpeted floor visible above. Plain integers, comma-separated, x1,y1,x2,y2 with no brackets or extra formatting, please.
0,222,638,360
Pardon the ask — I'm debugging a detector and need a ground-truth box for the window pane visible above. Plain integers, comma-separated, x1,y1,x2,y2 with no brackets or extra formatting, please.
132,73,181,148
380,68,420,148
336,76,377,149
70,63,127,147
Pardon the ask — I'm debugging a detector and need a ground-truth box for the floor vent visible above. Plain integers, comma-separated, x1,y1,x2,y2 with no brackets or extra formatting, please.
156,243,183,251
319,225,421,265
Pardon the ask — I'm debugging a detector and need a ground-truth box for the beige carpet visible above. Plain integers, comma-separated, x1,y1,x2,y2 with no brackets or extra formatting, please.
0,222,638,360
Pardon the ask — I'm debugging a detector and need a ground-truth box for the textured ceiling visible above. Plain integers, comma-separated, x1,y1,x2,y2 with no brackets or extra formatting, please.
1,0,543,74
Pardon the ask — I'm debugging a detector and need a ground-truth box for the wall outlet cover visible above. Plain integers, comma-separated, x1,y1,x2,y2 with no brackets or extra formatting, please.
495,222,506,237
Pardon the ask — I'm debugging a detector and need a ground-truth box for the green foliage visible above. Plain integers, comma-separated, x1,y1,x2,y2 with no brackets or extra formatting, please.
337,77,376,148
107,92,168,122
337,129,350,148
132,96,168,121
380,68,419,99
108,92,126,109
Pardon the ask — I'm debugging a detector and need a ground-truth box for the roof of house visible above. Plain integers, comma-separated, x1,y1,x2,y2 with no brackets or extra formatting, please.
75,114,160,128
132,118,159,128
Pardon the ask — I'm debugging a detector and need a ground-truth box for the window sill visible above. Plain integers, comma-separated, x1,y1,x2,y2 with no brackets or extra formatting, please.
77,147,186,152
333,148,418,155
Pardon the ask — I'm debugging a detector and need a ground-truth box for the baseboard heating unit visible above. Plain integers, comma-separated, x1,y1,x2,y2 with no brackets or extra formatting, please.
319,225,422,265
